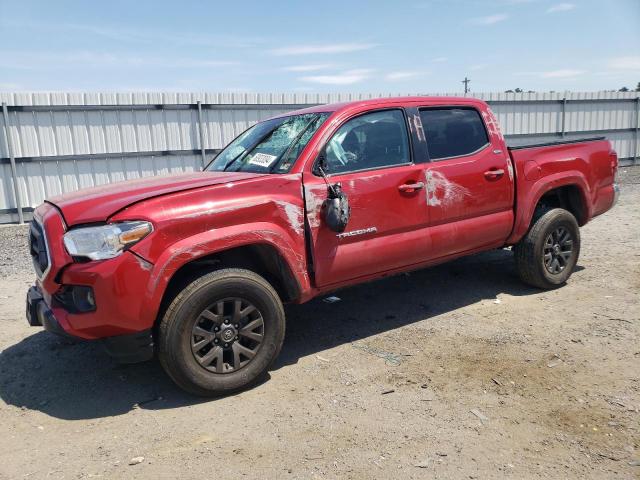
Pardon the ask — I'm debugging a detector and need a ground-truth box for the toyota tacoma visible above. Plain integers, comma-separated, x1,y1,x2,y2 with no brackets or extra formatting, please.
26,97,619,396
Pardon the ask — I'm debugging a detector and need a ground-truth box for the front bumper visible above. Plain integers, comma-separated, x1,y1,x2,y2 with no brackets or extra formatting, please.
26,286,71,337
27,203,157,363
26,285,154,363
30,203,158,339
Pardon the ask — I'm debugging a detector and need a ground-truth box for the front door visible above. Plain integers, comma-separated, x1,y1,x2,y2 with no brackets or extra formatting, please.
303,109,430,288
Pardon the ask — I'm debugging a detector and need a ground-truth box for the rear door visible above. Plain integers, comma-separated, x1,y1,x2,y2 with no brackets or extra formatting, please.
418,106,514,258
303,108,430,288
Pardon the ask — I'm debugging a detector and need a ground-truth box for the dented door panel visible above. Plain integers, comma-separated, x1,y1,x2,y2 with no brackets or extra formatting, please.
304,163,430,288
418,105,515,258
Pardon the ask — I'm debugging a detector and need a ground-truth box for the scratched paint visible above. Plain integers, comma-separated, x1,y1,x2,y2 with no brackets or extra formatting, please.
151,229,308,293
304,185,326,228
506,161,514,181
425,170,470,207
357,174,385,184
133,253,153,271
482,108,504,141
412,113,426,142
179,200,266,220
274,200,304,236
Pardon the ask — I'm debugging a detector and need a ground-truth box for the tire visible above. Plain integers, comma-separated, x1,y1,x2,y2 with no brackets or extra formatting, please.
514,208,581,289
158,268,285,397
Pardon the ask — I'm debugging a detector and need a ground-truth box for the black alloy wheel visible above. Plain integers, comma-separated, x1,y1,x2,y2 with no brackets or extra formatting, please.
543,226,574,274
191,298,264,373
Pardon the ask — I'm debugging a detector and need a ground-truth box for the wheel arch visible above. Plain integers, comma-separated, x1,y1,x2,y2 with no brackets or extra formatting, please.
136,222,311,331
508,174,591,244
155,243,303,329
534,184,588,226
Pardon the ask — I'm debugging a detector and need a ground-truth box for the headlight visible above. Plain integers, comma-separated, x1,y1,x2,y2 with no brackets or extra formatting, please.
63,221,153,260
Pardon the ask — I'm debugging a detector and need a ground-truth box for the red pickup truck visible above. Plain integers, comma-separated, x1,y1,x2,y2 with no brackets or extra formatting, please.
26,97,619,396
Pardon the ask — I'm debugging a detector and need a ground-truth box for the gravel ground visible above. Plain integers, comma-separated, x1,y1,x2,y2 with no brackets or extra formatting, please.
0,168,638,479
0,222,30,277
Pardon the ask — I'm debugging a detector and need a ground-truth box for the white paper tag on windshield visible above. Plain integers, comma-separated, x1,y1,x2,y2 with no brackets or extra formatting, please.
248,153,277,168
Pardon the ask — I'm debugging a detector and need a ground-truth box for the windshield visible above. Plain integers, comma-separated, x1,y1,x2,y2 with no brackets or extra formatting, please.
207,112,329,173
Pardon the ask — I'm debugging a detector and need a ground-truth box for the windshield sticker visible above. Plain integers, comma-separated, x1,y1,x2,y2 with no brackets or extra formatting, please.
248,153,278,167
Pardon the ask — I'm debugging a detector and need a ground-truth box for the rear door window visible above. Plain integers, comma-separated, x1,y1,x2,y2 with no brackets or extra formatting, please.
419,108,489,160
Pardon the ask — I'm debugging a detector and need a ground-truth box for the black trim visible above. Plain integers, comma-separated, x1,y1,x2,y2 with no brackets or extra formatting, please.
506,128,634,140
507,136,606,150
53,285,96,314
26,286,75,338
26,286,44,327
404,106,430,164
29,220,49,277
41,308,71,338
316,161,413,177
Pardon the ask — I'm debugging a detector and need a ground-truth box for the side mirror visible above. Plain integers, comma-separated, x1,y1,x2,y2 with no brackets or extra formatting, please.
322,183,350,233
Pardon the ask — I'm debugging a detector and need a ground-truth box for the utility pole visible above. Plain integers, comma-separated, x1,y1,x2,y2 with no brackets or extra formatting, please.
462,77,470,96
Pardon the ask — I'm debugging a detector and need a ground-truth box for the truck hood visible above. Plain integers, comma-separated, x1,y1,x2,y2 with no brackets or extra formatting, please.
48,171,265,226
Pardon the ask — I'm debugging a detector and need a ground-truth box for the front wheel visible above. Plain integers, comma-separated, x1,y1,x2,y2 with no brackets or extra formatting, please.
514,208,581,289
158,268,285,397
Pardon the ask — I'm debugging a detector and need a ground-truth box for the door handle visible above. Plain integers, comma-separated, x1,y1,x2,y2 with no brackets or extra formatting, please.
398,181,425,193
484,169,504,180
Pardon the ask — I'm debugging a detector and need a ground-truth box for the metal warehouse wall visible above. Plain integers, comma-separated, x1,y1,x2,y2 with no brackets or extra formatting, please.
1,90,638,223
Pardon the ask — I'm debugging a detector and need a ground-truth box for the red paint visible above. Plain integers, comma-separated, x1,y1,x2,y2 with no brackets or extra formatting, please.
30,97,618,340
506,139,616,243
49,171,266,225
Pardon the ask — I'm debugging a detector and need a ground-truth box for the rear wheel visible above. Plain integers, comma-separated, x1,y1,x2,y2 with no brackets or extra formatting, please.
514,208,580,289
158,268,285,396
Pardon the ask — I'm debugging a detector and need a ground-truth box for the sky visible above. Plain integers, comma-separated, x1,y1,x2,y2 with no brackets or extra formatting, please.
0,0,638,94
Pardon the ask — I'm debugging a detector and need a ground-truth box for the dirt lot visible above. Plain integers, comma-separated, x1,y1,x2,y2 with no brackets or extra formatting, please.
0,169,638,480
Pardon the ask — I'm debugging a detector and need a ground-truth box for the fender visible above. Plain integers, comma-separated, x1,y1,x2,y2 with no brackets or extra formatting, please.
136,221,311,328
507,170,591,244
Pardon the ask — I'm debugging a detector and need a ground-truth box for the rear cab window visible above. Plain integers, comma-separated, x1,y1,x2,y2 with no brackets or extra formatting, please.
419,108,489,160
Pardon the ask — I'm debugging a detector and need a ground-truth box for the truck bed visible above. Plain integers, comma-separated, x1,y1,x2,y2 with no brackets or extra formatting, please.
506,135,616,244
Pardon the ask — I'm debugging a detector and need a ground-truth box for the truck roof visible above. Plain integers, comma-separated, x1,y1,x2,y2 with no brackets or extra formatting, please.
283,96,487,117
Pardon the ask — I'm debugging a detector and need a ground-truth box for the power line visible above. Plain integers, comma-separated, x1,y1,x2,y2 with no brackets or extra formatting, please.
462,77,470,95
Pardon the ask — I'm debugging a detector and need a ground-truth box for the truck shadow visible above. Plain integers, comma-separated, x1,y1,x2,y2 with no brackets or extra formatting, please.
277,248,579,367
0,249,575,420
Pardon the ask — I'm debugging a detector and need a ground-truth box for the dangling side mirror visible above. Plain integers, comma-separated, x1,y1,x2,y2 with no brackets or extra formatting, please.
322,183,350,233
315,151,350,233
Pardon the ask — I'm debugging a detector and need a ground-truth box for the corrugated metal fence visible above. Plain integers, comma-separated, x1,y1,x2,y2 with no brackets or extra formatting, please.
1,90,639,223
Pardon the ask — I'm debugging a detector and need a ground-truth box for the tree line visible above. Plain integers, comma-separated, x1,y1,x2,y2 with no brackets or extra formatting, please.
504,82,640,94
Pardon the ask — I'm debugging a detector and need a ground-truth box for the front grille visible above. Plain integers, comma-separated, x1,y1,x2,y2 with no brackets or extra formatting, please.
29,220,50,277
